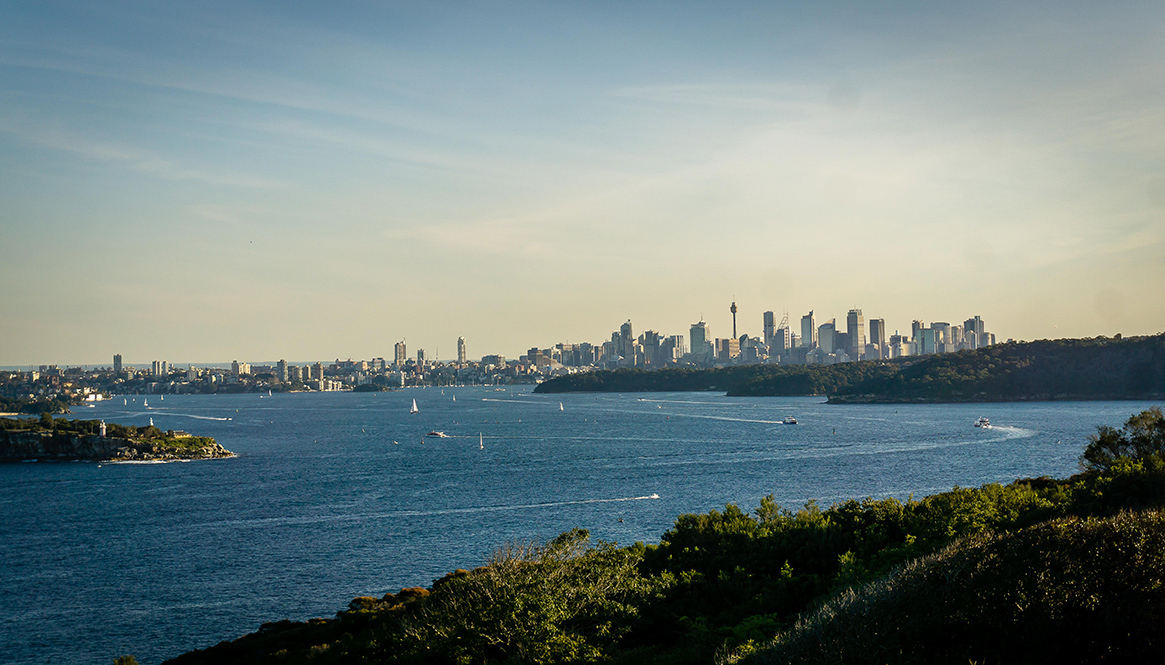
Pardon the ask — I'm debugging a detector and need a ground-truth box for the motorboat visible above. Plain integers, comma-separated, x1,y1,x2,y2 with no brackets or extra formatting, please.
782,416,798,425
975,416,991,428
427,431,450,438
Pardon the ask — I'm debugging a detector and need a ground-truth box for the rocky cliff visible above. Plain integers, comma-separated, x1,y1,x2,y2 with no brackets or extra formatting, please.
0,430,233,462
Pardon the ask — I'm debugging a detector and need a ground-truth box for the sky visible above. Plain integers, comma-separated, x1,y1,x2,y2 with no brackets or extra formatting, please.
2,1,1163,366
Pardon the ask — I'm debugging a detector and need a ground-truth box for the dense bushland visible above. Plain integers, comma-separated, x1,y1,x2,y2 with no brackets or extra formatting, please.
162,409,1165,665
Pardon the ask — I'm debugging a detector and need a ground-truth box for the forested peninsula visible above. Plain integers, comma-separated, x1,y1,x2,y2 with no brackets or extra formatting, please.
534,333,1165,403
156,409,1165,665
0,416,232,462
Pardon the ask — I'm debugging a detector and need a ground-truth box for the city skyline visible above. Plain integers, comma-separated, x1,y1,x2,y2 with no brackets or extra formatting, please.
3,2,1164,365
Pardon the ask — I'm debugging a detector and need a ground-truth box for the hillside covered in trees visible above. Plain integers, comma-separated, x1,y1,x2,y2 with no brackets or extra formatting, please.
158,409,1165,665
535,334,1165,403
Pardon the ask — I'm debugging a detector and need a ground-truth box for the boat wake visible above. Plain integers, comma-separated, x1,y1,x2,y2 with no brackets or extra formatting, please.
141,411,232,421
206,494,663,529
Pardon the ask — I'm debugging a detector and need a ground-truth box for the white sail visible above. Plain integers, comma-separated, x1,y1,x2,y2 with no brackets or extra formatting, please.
410,398,419,414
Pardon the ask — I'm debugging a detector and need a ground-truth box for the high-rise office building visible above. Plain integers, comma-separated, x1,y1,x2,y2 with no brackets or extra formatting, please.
619,320,634,360
911,320,924,344
964,316,985,349
763,311,775,347
394,341,407,367
818,320,836,354
801,311,817,349
113,354,122,375
417,349,425,365
277,359,288,382
846,309,866,360
457,336,466,364
868,318,886,360
689,320,710,361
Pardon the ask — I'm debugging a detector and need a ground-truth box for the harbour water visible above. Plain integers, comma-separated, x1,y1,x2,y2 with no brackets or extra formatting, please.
1,389,1160,665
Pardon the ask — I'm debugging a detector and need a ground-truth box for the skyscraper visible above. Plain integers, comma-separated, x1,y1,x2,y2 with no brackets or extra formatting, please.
689,320,710,361
818,320,836,354
869,318,886,359
869,319,886,348
619,320,634,360
113,354,122,376
763,311,775,347
457,336,466,364
801,311,817,349
846,309,866,360
394,341,406,367
277,359,288,382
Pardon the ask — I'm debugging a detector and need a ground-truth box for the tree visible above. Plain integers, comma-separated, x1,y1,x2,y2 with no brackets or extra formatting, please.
1081,407,1165,471
39,412,53,429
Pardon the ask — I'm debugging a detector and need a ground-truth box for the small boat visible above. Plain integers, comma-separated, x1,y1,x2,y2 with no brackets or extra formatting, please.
123,398,127,405
649,493,660,499
975,416,991,428
479,433,484,450
427,431,449,438
782,416,798,425
410,399,419,414
559,402,564,412
143,399,149,408
452,395,456,402
160,395,164,401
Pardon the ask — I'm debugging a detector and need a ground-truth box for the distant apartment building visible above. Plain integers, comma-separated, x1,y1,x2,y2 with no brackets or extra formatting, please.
113,354,122,376
457,336,466,364
277,359,288,382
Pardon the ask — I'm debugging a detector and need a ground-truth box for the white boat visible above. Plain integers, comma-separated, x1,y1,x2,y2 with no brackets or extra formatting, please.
143,398,149,408
427,431,449,438
160,395,164,401
123,398,127,405
479,433,484,450
783,416,798,425
559,402,564,411
410,399,419,414
975,416,991,428
452,395,456,402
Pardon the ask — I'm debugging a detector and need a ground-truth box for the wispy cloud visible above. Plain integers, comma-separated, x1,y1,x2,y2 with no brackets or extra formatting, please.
0,114,284,188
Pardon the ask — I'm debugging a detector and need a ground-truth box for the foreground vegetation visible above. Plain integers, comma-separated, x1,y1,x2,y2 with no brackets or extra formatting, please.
535,333,1165,402
155,408,1165,664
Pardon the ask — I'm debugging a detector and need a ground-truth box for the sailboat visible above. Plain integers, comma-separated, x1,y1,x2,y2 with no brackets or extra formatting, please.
479,433,484,450
123,398,127,405
143,398,149,408
452,395,456,402
160,395,164,401
410,399,419,414
559,402,564,412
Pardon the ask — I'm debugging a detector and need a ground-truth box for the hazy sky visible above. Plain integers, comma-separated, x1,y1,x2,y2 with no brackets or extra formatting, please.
2,1,1163,365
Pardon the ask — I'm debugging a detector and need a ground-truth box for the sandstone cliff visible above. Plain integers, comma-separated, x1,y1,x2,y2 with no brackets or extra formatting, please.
0,430,233,462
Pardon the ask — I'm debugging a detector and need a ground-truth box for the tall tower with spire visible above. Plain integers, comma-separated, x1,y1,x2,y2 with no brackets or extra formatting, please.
730,300,738,339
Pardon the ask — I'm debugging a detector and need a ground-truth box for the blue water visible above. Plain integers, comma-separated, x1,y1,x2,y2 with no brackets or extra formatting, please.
1,390,1161,665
